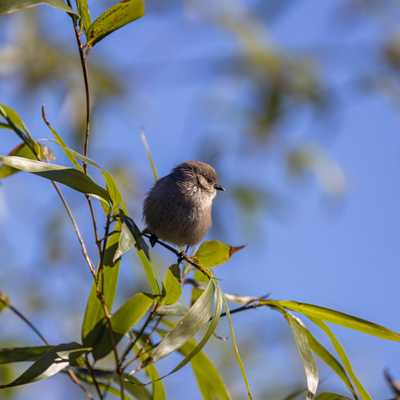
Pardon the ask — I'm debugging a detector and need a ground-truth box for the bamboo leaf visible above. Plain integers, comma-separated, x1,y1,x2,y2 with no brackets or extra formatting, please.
162,264,181,305
93,293,153,360
269,300,400,342
87,0,144,47
0,344,88,388
76,0,91,33
0,156,110,203
193,240,245,269
0,0,75,15
147,280,217,364
223,298,253,399
310,318,371,400
280,310,319,399
81,229,121,346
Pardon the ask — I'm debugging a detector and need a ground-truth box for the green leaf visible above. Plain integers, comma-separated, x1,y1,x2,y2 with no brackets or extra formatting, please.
87,0,145,47
280,310,319,399
0,0,75,15
310,318,371,400
147,280,217,364
93,293,153,360
0,104,33,144
144,365,166,400
315,393,351,400
193,240,245,269
0,346,52,365
162,264,181,305
140,130,158,182
76,0,91,33
0,292,10,313
0,144,36,179
136,249,160,296
223,299,253,399
303,328,357,398
0,344,89,388
121,216,150,259
81,229,121,346
269,300,400,342
0,156,110,203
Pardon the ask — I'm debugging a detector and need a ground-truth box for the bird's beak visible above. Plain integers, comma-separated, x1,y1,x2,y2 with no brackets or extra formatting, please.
214,184,225,191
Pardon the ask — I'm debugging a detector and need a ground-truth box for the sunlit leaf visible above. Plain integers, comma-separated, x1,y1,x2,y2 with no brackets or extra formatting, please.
76,0,91,33
144,365,166,400
303,327,357,398
162,264,181,305
281,310,319,399
93,293,153,360
87,0,145,47
0,344,89,388
147,280,217,364
0,0,75,15
223,299,253,399
310,318,371,400
0,156,110,203
136,249,160,296
81,229,121,346
193,240,245,269
268,300,400,342
140,130,158,182
0,104,33,144
315,393,351,400
119,215,150,259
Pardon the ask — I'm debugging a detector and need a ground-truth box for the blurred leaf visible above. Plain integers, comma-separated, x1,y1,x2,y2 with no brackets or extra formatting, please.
87,0,145,47
223,299,253,399
282,311,319,399
140,130,159,182
315,394,351,400
147,280,217,364
81,229,121,346
287,145,346,197
0,344,89,388
136,249,160,296
0,293,10,313
114,222,135,262
0,0,75,15
144,365,166,400
0,346,52,364
268,300,400,341
162,264,181,305
193,240,245,269
310,318,371,400
76,0,91,34
116,373,152,400
0,156,111,203
93,293,153,360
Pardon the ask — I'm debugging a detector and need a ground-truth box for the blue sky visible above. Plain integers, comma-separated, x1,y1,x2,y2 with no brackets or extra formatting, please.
1,1,400,398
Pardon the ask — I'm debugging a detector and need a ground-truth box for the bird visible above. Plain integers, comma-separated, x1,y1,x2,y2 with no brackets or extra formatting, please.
143,160,224,247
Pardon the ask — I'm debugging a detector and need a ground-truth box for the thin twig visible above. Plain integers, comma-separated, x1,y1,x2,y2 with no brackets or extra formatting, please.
0,297,48,345
85,353,104,400
142,233,212,279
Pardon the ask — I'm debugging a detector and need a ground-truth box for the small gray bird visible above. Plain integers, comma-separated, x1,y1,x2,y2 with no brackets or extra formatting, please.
143,160,224,247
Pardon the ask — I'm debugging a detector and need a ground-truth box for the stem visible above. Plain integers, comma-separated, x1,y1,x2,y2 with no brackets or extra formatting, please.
85,353,104,400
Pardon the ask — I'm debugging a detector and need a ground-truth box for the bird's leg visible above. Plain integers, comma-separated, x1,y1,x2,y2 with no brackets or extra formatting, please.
149,234,158,247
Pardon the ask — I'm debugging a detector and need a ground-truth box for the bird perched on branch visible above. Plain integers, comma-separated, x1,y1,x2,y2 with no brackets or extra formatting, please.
143,160,224,247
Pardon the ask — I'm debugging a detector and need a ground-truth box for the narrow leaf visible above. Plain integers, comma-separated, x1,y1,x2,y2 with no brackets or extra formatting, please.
136,249,160,296
87,0,144,47
223,298,253,399
315,393,351,400
147,280,216,364
280,310,319,399
81,228,121,346
144,365,166,400
310,318,371,400
140,130,158,182
0,156,110,203
162,264,182,305
0,0,75,15
76,0,91,33
269,300,400,342
93,293,153,360
0,104,33,143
